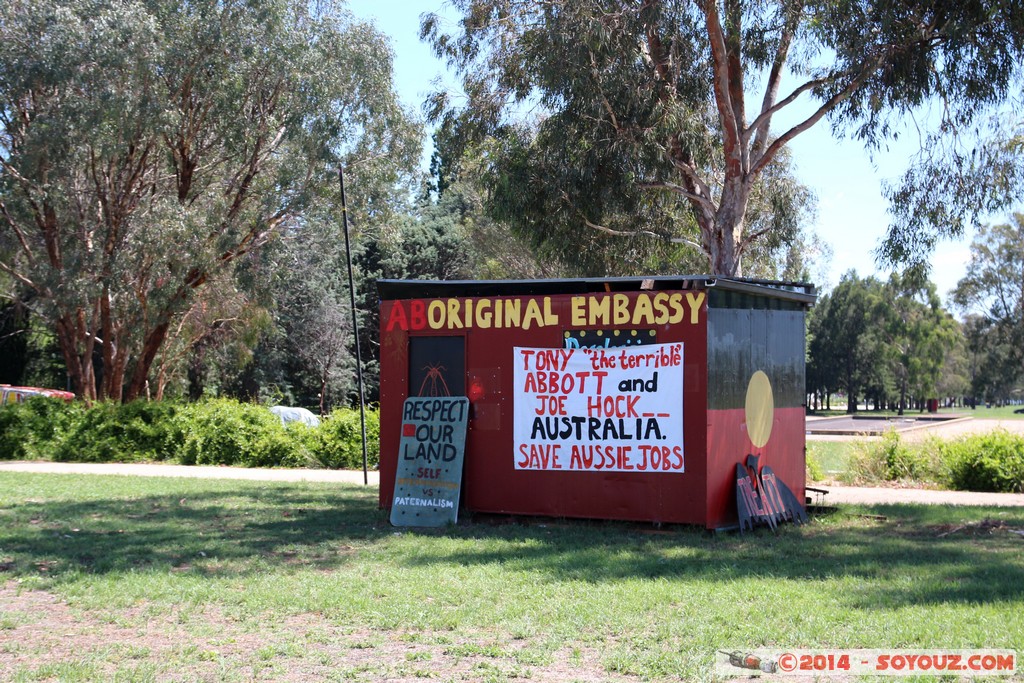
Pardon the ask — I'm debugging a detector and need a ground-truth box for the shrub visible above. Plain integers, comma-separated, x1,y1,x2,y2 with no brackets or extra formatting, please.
311,407,380,469
53,400,182,462
941,431,1024,493
843,430,937,485
174,398,304,467
879,429,933,481
1,396,381,470
806,452,826,482
0,397,83,460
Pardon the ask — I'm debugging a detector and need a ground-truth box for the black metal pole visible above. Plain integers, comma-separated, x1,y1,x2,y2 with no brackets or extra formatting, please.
339,165,369,485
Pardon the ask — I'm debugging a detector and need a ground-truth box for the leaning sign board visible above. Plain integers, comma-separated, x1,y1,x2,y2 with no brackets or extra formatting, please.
390,396,470,527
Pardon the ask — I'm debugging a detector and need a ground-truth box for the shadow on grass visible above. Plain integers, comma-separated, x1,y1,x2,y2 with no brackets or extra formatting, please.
2,475,1023,610
1,482,386,579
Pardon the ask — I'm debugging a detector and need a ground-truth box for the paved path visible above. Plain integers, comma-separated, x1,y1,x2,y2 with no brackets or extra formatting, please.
807,416,1024,442
3,461,1021,507
814,485,1024,507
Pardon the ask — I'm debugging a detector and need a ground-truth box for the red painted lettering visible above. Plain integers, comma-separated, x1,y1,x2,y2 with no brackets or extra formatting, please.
409,300,426,330
385,301,408,331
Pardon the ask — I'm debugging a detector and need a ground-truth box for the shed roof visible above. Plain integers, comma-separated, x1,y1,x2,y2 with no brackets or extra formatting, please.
377,276,816,306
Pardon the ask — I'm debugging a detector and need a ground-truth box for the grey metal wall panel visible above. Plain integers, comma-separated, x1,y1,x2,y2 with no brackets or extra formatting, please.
708,306,806,410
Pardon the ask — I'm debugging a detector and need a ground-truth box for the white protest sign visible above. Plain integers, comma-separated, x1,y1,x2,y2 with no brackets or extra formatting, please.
513,343,685,473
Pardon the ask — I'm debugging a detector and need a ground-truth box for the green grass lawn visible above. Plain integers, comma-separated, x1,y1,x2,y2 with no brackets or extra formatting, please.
806,441,862,478
2,472,1023,681
808,405,1024,420
964,404,1024,420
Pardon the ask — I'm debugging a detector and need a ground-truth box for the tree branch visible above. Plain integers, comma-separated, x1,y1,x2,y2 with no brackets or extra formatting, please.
589,49,619,132
581,216,705,252
750,2,803,157
638,180,716,214
0,200,35,264
750,54,884,177
745,77,829,147
702,0,743,176
665,152,717,211
560,191,706,253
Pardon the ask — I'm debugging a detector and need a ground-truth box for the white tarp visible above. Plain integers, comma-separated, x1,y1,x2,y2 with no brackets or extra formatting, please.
270,405,321,427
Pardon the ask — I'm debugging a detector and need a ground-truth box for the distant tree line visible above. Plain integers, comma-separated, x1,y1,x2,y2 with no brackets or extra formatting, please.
808,214,1024,412
2,0,1023,410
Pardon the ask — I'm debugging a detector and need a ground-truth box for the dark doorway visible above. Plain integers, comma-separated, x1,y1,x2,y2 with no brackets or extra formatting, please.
409,336,465,397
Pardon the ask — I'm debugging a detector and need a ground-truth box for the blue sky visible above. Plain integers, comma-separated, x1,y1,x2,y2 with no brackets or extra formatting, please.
347,1,978,300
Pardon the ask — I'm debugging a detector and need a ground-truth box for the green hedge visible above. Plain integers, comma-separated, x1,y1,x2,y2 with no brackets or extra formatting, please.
846,429,1024,493
0,397,379,470
310,409,380,469
940,431,1024,493
0,397,84,460
54,400,181,463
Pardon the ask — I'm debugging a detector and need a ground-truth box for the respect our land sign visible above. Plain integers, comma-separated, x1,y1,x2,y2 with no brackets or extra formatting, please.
513,343,685,473
390,396,470,527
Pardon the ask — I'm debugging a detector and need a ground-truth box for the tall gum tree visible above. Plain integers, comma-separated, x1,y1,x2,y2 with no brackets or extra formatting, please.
953,214,1024,386
423,0,1024,276
0,0,420,400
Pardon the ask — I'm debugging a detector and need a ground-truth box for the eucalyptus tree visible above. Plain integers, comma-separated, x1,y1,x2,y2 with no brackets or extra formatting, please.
878,273,957,413
423,0,1024,276
0,0,420,400
806,272,887,413
953,214,1024,390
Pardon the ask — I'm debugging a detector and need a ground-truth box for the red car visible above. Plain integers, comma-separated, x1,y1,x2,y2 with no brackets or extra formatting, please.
0,384,76,404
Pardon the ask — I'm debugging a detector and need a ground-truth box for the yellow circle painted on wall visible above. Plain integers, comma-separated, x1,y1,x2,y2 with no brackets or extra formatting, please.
745,370,774,447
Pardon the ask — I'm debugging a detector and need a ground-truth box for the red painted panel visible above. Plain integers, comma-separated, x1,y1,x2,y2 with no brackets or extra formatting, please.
380,286,807,529
380,290,710,524
705,406,806,529
377,301,408,508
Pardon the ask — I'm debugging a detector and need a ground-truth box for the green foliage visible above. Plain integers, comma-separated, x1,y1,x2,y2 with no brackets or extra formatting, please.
0,397,83,460
1,397,378,469
0,0,421,401
53,401,182,463
952,215,1024,402
878,430,932,481
310,409,381,469
941,431,1024,494
174,400,301,468
843,430,1024,494
806,451,826,482
806,272,888,410
845,432,940,485
807,271,958,412
882,124,1024,269
425,0,1024,276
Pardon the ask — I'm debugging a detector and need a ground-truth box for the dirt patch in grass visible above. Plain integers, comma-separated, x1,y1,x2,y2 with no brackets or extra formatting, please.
930,518,1023,538
0,582,636,682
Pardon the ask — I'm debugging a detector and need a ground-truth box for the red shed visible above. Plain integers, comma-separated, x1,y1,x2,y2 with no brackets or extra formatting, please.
377,276,815,530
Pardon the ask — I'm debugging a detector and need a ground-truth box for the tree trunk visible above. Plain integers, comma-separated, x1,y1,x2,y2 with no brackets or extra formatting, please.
898,378,907,416
708,179,749,276
55,311,98,402
319,372,328,417
126,320,172,401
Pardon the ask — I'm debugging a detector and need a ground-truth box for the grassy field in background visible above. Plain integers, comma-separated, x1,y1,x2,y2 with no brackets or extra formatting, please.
2,472,1023,682
805,441,861,479
808,405,1024,420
